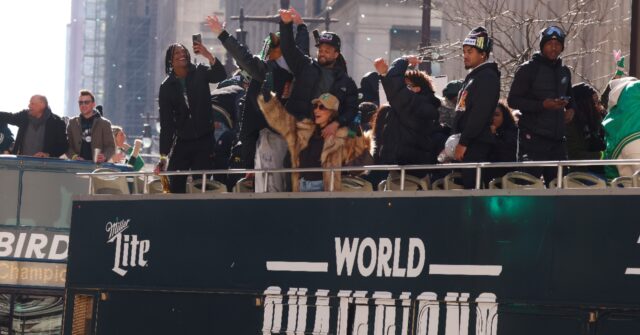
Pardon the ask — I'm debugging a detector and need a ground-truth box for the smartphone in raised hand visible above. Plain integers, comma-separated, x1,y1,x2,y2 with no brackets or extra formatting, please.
192,34,202,53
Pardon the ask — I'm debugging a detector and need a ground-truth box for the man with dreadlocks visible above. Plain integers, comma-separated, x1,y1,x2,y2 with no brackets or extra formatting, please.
206,11,309,192
278,9,358,141
157,41,227,193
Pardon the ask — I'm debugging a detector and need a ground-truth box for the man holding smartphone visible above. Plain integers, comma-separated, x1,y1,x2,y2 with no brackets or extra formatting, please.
157,37,227,193
508,25,575,185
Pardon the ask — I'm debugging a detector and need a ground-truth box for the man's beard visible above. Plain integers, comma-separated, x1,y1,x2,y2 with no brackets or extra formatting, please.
318,57,336,67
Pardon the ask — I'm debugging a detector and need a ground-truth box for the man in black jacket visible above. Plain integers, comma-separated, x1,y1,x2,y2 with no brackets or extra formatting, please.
207,13,309,192
0,122,13,153
0,95,68,158
278,9,358,140
373,56,441,176
508,25,575,185
453,27,501,189
157,41,227,193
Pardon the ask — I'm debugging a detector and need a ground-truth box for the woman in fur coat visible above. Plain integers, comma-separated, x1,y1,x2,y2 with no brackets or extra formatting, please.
258,91,371,192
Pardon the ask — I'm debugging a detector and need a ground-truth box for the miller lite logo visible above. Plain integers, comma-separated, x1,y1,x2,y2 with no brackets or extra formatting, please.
106,219,150,277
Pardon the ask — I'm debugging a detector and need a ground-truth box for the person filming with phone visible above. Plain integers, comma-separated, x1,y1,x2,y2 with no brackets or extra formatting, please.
156,36,227,193
508,25,575,185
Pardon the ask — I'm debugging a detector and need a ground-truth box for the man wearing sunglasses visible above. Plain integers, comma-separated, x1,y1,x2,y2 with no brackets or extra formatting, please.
0,95,68,158
66,90,115,163
508,25,575,185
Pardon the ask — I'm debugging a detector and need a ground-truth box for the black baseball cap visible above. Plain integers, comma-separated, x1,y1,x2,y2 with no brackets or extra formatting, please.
316,31,341,51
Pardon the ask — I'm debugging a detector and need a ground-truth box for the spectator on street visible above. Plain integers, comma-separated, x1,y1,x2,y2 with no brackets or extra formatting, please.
0,95,68,158
67,90,115,163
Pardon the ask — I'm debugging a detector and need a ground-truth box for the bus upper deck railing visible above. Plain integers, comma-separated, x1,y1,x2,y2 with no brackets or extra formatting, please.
77,158,640,194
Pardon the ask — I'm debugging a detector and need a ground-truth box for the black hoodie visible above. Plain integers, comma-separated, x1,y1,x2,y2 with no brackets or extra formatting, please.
453,62,501,146
378,58,441,165
508,52,574,141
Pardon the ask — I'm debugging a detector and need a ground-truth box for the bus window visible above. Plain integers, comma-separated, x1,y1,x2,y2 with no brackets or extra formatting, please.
71,295,94,335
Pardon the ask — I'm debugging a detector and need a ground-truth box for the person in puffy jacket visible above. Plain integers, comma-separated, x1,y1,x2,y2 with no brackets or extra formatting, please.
508,25,576,185
373,56,441,178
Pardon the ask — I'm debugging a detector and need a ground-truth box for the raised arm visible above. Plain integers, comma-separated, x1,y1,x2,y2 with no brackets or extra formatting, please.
208,15,269,82
0,111,25,127
290,7,310,56
380,57,410,98
279,9,310,77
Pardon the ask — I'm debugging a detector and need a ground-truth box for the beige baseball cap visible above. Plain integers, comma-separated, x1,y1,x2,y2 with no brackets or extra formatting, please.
311,93,340,111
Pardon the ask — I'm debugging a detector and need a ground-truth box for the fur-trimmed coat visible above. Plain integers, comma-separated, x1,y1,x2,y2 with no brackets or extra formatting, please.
258,94,371,191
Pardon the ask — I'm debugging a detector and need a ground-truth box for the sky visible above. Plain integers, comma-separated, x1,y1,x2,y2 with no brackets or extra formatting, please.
0,0,71,116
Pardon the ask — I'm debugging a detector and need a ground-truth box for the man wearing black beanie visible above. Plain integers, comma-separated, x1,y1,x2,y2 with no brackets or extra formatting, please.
452,26,501,189
508,25,576,185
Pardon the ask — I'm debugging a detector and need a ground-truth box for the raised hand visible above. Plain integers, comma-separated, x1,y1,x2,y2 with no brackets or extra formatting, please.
279,9,293,24
206,15,224,36
404,55,420,67
290,7,304,25
374,57,389,75
193,41,216,64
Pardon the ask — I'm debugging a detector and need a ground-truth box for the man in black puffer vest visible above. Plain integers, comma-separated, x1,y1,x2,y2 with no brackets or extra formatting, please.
278,9,358,140
508,25,575,185
453,27,501,189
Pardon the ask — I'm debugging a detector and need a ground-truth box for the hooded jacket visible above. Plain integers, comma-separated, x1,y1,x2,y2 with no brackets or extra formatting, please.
257,94,371,192
508,53,574,141
158,61,227,156
378,58,441,165
453,62,501,146
279,21,358,127
0,108,68,157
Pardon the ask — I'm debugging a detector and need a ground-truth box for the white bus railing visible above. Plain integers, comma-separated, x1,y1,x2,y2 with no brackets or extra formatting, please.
77,158,640,194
